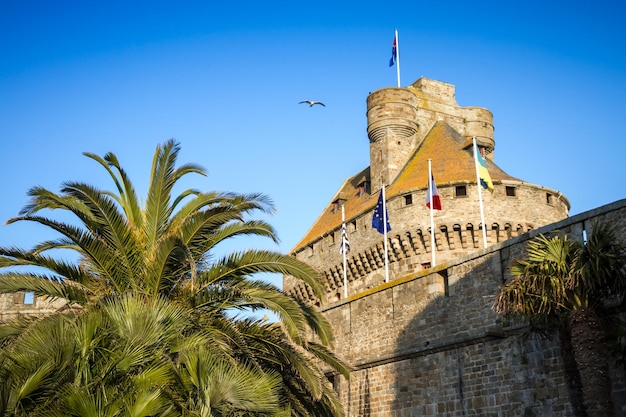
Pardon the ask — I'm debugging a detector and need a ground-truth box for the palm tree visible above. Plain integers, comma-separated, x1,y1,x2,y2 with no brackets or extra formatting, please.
0,294,285,416
493,223,626,417
0,140,349,416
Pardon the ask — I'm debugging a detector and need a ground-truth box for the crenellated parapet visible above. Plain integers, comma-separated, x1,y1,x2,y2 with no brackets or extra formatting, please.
286,179,569,306
286,218,538,305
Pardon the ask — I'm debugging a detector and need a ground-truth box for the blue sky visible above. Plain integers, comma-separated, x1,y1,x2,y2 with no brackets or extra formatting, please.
1,1,625,290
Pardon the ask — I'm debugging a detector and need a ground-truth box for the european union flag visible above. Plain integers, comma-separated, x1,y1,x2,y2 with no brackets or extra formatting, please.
372,189,391,234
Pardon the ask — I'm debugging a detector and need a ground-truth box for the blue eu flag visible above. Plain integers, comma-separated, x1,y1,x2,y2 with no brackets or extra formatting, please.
372,189,391,234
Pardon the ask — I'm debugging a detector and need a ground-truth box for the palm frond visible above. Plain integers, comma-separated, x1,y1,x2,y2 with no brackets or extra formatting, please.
145,140,205,252
84,151,144,231
0,273,89,305
199,250,325,301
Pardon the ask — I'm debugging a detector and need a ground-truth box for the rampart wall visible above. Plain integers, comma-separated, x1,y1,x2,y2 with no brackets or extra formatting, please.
321,198,626,416
0,291,66,321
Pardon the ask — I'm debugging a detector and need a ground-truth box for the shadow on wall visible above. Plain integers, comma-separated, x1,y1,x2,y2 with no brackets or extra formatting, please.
339,199,626,416
387,200,626,417
388,254,568,416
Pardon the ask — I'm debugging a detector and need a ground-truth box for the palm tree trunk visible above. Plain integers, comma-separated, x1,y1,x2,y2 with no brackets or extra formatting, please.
569,307,614,417
558,325,588,417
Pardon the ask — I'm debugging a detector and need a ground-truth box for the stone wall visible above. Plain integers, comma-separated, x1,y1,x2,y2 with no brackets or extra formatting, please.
320,198,626,416
287,181,569,304
0,291,66,321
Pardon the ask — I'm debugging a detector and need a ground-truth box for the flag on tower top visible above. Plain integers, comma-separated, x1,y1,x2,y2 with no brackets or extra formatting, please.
389,35,397,67
426,175,442,210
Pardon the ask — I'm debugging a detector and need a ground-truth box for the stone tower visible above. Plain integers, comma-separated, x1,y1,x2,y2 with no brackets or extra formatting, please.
284,77,569,305
367,78,495,193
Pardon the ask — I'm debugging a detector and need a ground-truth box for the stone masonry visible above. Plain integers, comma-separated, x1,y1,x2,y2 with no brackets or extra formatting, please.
283,77,625,415
322,199,626,416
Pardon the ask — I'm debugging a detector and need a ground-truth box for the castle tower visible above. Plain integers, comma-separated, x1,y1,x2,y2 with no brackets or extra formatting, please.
284,77,569,305
367,78,496,193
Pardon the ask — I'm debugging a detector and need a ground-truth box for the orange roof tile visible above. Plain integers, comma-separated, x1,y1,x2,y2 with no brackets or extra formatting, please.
291,121,518,252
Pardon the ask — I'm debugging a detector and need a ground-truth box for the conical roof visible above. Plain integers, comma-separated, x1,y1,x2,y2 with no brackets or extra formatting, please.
387,121,519,195
291,121,518,253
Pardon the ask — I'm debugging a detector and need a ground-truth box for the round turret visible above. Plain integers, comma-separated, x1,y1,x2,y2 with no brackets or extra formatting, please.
366,88,419,143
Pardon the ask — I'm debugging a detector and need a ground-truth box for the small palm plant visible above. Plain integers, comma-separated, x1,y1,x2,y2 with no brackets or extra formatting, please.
494,223,626,417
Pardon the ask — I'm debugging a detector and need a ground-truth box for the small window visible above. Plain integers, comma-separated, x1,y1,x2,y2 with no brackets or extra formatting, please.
329,233,336,246
546,193,554,205
421,262,431,270
351,220,357,232
332,198,347,213
505,186,516,197
308,244,314,257
358,181,370,197
23,292,35,305
455,185,467,197
404,194,413,206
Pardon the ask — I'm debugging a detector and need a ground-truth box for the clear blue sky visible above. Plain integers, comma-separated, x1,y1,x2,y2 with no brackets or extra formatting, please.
1,1,625,290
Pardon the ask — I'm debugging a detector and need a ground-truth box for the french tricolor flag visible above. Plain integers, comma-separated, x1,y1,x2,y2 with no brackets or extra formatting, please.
426,175,442,210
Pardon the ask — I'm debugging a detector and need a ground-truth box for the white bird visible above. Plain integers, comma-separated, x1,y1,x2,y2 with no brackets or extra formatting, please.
299,100,325,107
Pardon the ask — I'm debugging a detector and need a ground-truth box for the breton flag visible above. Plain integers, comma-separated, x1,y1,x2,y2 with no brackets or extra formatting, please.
372,189,391,234
340,222,350,254
474,141,494,192
426,175,442,210
389,35,398,67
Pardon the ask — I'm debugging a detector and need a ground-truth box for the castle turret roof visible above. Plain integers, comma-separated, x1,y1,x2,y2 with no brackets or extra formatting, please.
291,121,519,253
388,121,519,194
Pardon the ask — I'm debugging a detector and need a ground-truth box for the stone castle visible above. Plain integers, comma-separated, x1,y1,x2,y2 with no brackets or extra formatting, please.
2,77,625,415
283,78,626,416
284,77,569,304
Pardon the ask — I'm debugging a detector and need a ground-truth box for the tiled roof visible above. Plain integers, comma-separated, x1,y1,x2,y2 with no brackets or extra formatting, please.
291,121,519,253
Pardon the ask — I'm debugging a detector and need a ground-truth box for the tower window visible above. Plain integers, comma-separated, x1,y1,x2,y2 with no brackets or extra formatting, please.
455,185,467,197
404,194,413,206
505,186,516,197
358,181,370,196
332,198,347,213
351,220,357,232
546,193,554,205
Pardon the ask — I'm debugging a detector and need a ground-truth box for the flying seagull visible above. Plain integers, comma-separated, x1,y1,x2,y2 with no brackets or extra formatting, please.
299,100,325,107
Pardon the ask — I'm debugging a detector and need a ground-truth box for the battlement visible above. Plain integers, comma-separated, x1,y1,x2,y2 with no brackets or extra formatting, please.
286,180,569,304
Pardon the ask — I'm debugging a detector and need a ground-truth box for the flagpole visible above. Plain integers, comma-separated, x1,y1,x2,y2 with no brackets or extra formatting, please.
395,29,401,87
428,159,436,266
382,184,390,283
473,137,488,248
341,205,348,299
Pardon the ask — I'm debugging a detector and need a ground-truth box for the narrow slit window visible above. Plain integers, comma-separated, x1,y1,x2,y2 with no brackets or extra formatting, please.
404,194,413,206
